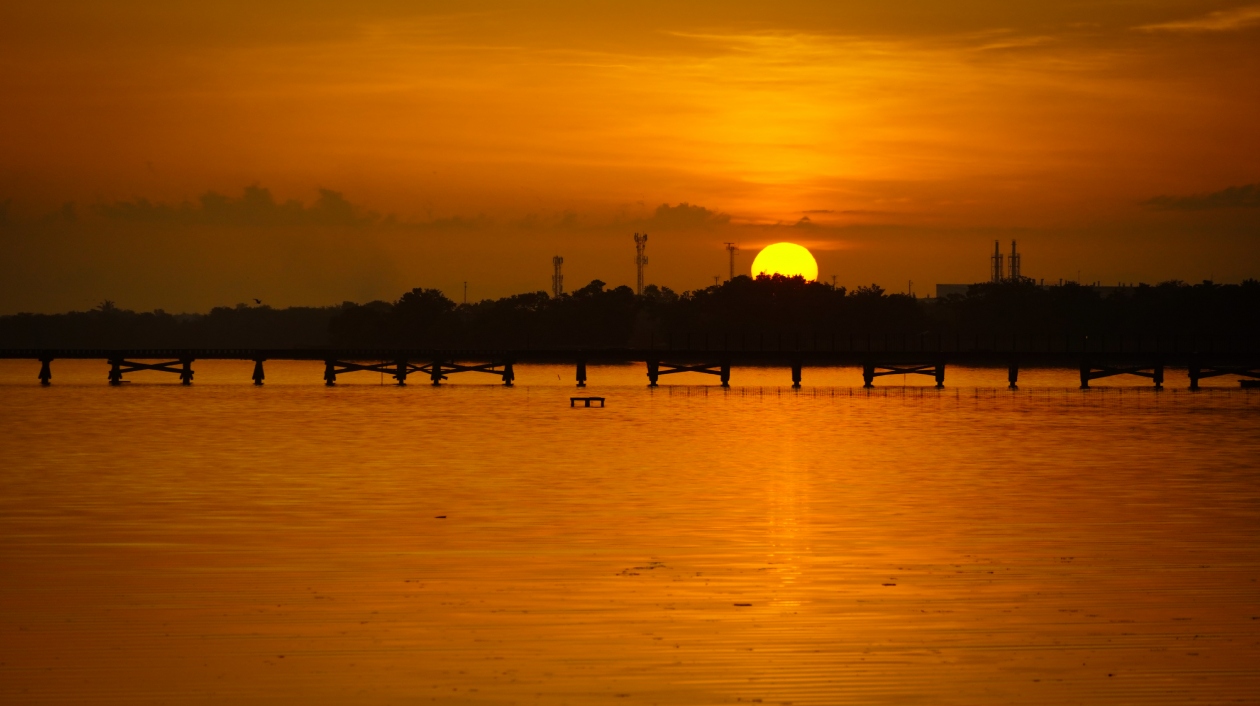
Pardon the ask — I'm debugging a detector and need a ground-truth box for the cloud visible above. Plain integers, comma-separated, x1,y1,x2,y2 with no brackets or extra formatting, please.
1142,183,1260,211
644,203,730,230
96,186,379,227
1137,4,1260,32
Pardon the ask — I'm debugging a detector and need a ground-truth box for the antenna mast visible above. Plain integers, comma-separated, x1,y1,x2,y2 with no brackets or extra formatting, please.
634,233,648,295
991,240,1005,282
723,242,738,282
1009,240,1020,280
551,256,564,297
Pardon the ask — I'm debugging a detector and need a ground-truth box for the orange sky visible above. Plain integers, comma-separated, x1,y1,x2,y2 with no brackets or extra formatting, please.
1,1,1258,312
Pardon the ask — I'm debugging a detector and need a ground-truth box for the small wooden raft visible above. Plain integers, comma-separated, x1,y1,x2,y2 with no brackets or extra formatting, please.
570,396,606,407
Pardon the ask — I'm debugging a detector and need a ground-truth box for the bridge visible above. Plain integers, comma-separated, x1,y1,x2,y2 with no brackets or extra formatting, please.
4,333,1258,390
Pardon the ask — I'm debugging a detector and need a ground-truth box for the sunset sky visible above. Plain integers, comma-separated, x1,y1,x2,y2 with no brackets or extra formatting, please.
1,1,1258,313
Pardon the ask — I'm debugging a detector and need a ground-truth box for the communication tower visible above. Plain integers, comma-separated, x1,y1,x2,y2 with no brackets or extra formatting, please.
1009,240,1021,280
634,232,649,295
724,242,738,282
551,256,564,297
991,240,1005,282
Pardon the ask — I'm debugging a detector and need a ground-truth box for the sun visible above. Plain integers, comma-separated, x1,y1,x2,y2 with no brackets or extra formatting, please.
751,242,818,281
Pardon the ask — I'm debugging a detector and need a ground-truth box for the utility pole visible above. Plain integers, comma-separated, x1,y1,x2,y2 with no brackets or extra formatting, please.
724,242,738,282
463,281,467,304
551,256,564,297
634,233,648,295
831,275,837,289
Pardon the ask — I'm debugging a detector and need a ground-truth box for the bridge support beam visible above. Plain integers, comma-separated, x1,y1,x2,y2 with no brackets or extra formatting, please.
252,359,266,386
1188,361,1260,390
647,360,725,386
106,358,195,386
418,359,512,386
1080,359,1164,389
323,359,423,386
38,357,52,386
576,358,587,388
1008,358,1019,390
863,361,944,388
791,361,802,389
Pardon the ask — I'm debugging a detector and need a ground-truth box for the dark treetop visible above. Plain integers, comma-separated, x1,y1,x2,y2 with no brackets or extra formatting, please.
2,275,1258,350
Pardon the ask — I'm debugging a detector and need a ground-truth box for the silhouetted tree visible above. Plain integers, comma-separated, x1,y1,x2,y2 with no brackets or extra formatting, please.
3,277,1258,350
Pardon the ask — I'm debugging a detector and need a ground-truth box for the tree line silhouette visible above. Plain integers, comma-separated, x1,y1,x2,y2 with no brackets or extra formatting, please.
2,275,1257,350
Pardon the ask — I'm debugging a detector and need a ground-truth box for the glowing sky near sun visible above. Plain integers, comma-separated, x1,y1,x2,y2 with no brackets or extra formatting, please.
0,1,1257,312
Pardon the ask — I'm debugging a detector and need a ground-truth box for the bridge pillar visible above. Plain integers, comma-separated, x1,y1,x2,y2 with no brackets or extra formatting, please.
720,360,730,388
1008,358,1019,390
934,361,945,389
38,357,52,386
576,358,587,388
1079,359,1091,389
791,361,802,389
502,361,515,387
1153,360,1164,390
647,359,659,387
324,360,337,386
108,359,123,386
252,359,265,386
430,360,444,386
862,362,874,389
1188,360,1201,391
394,359,408,386
179,359,194,386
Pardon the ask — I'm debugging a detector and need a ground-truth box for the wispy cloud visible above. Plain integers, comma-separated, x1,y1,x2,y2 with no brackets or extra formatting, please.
97,186,379,227
642,203,730,230
1143,183,1260,210
1138,4,1260,32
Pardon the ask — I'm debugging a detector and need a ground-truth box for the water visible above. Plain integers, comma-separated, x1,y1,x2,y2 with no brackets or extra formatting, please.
1,360,1258,705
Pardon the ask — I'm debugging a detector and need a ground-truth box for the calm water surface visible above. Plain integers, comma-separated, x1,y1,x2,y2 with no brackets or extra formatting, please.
1,360,1258,705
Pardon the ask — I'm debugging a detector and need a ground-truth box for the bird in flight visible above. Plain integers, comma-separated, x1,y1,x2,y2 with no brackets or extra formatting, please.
253,298,262,305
